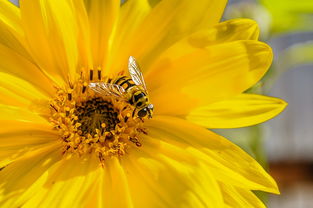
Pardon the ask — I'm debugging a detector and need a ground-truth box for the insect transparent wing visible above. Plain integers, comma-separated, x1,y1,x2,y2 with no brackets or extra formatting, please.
128,56,147,90
89,82,126,98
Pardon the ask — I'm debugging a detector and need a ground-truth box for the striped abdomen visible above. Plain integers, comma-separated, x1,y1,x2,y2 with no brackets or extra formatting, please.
110,76,136,91
109,76,149,110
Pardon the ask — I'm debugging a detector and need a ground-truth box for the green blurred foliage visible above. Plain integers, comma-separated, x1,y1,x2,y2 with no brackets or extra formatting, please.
260,0,313,33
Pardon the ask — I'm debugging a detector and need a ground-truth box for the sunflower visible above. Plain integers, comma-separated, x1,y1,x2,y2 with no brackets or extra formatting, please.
0,0,286,207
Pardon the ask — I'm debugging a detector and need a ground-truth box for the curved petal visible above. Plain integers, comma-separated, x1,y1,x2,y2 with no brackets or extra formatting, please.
83,0,120,69
187,94,287,128
20,0,80,85
82,163,112,208
40,0,79,82
220,184,266,208
106,0,151,75
191,18,260,43
107,158,134,208
108,0,227,74
145,18,260,67
19,156,102,208
0,143,62,207
147,40,273,115
71,0,93,69
145,116,279,194
0,153,103,207
83,158,135,208
0,72,49,108
0,104,48,123
0,43,56,97
121,142,223,208
0,120,57,167
0,0,30,59
1,155,134,208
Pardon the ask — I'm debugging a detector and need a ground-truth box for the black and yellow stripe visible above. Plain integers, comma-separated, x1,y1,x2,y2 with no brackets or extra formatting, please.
112,76,136,91
101,75,151,118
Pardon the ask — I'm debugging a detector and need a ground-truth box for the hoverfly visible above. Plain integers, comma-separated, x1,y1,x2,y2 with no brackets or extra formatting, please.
89,56,154,119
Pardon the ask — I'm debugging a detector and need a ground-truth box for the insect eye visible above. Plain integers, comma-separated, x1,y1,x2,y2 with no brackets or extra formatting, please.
138,108,147,118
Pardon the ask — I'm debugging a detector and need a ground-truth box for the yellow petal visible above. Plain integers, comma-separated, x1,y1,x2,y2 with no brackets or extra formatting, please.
123,153,178,208
122,142,223,208
84,0,120,69
0,154,102,208
83,165,114,208
190,18,260,43
107,158,134,208
21,156,101,208
8,156,135,208
145,116,279,194
147,40,273,115
0,43,56,97
107,0,151,75
0,120,56,167
43,0,79,81
72,0,93,69
20,0,79,85
108,0,227,74
0,104,48,123
0,0,30,59
19,0,62,85
220,184,266,208
187,94,287,128
145,18,260,66
0,143,62,208
0,72,49,108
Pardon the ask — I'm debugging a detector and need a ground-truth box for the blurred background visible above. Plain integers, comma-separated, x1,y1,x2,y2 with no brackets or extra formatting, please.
8,0,313,207
221,0,313,207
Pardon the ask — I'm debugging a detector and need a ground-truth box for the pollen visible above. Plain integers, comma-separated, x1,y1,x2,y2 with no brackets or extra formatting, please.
49,71,146,162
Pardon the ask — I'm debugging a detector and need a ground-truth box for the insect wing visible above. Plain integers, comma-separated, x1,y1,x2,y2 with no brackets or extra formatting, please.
89,82,126,98
128,56,147,90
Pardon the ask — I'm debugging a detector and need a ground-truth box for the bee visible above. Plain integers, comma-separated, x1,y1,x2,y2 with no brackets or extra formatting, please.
89,56,154,119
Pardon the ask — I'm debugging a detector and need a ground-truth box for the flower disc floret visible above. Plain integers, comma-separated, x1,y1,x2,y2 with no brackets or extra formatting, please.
49,75,146,160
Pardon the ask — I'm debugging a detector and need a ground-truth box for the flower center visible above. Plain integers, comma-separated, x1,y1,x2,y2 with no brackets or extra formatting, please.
76,97,120,135
49,72,147,161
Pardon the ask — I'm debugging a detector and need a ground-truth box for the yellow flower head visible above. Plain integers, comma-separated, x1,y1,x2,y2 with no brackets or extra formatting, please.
0,0,286,207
